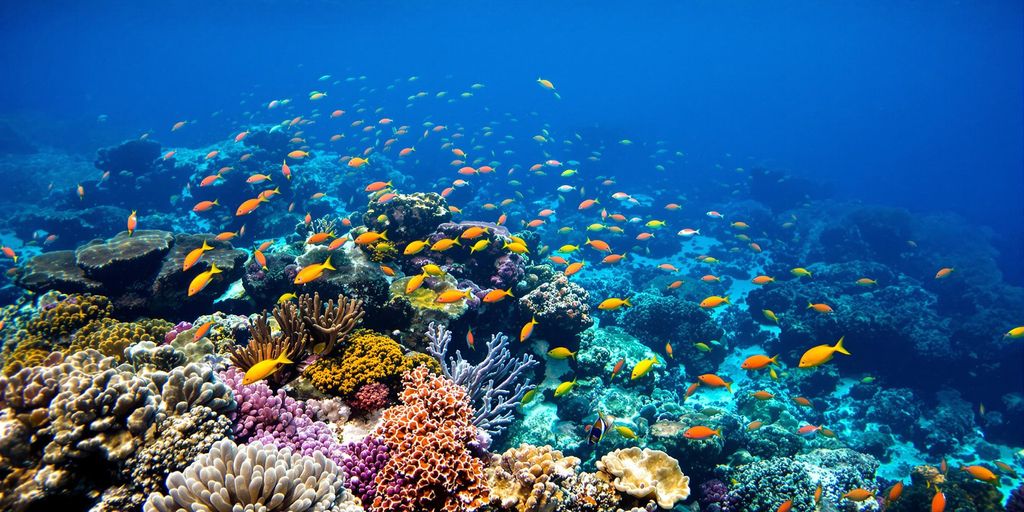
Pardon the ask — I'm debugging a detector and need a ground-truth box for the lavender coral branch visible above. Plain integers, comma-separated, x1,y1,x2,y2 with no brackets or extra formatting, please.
426,322,537,438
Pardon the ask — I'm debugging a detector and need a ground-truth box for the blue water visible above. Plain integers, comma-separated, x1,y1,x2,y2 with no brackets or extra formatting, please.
2,1,1021,281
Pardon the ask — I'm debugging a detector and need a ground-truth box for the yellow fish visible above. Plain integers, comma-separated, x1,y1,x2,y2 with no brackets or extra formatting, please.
293,256,335,284
763,309,779,324
504,241,529,254
187,264,222,296
469,239,490,253
521,388,538,405
404,239,430,255
278,292,297,303
598,297,632,310
421,264,445,276
405,273,427,294
547,347,577,359
430,237,461,252
242,352,294,385
631,357,660,380
791,267,812,278
614,425,638,439
183,240,213,272
554,378,576,397
436,289,471,303
798,336,850,368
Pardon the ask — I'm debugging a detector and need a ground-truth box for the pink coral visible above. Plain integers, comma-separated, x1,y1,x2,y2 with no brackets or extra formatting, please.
350,382,391,412
372,366,489,512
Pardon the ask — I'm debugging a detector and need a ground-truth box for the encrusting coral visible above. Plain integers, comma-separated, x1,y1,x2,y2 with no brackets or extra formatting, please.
595,447,691,509
143,438,363,512
372,366,490,512
485,443,581,512
304,328,430,396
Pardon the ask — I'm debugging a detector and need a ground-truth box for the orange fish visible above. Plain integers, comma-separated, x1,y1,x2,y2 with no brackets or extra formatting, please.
792,396,812,407
657,263,679,272
127,210,137,236
365,181,392,192
549,256,568,265
887,481,904,504
288,150,309,159
1,246,18,263
578,198,599,210
602,253,626,264
932,491,945,512
741,354,779,370
935,267,954,279
683,426,721,439
183,241,213,271
685,382,700,399
354,230,388,245
751,390,774,400
187,264,222,296
193,199,219,212
665,342,673,359
564,261,584,276
306,232,335,245
205,150,220,160
436,289,471,303
200,174,222,187
807,302,834,314
215,230,239,242
482,288,514,303
171,121,187,131
520,316,538,342
193,321,214,341
700,295,730,308
751,275,775,285
701,274,721,283
697,374,732,393
586,238,611,252
610,357,625,380
961,465,999,484
380,265,396,277
236,196,268,216
776,500,792,512
246,173,272,184
253,249,267,270
667,280,683,289
327,237,347,251
747,420,763,431
280,160,292,180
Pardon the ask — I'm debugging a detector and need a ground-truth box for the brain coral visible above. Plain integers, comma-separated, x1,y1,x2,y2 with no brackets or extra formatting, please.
372,366,489,512
595,447,691,509
143,439,362,512
486,443,581,512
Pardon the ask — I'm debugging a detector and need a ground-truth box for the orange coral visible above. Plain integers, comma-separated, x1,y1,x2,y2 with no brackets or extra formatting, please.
373,366,489,512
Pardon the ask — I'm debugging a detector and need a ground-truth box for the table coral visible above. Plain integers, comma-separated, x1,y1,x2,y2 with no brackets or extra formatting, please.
595,447,690,509
143,439,362,512
372,366,489,512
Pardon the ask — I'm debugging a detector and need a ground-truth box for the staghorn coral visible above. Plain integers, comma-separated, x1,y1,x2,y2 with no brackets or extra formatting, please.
143,439,363,512
372,366,489,512
485,444,581,512
595,447,690,509
427,322,537,438
304,329,423,396
298,292,365,355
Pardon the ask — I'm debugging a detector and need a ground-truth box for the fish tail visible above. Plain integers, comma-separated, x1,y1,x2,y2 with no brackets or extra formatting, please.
322,256,335,270
770,354,779,365
202,240,212,250
506,287,514,297
278,353,294,364
380,230,388,240
726,382,733,393
623,297,632,307
834,336,850,355
714,428,722,438
723,295,730,304
807,302,814,309
209,263,222,274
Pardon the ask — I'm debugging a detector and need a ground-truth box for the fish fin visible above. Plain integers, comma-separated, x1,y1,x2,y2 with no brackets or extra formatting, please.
834,336,850,355
209,263,222,274
726,382,733,393
380,230,388,240
322,256,335,271
714,428,722,438
506,287,514,297
723,296,730,304
278,353,294,364
202,240,213,250
623,297,632,307
807,302,814,309
770,354,779,365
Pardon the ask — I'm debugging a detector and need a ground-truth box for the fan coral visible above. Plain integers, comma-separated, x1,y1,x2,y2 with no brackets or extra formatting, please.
426,322,537,438
372,366,489,512
485,443,581,512
595,447,691,509
143,439,362,512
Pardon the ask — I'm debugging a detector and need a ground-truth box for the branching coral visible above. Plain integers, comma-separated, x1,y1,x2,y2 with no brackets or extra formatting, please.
372,366,489,512
299,292,364,355
143,439,362,512
427,322,537,438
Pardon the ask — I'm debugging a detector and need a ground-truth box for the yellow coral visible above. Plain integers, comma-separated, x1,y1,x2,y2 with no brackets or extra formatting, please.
404,352,442,375
596,447,690,509
304,329,420,395
368,241,398,262
70,317,172,360
486,444,581,512
25,293,112,339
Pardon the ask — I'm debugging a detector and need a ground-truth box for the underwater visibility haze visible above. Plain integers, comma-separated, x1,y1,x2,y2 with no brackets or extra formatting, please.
0,1,1022,511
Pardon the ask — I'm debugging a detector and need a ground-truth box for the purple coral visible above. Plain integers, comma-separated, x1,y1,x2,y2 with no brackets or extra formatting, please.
340,436,389,506
426,322,537,438
699,479,740,512
491,253,525,288
219,367,345,465
1008,482,1024,512
163,321,192,344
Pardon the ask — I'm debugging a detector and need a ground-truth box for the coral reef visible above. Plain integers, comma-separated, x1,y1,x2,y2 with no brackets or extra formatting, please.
304,329,426,396
485,443,581,512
